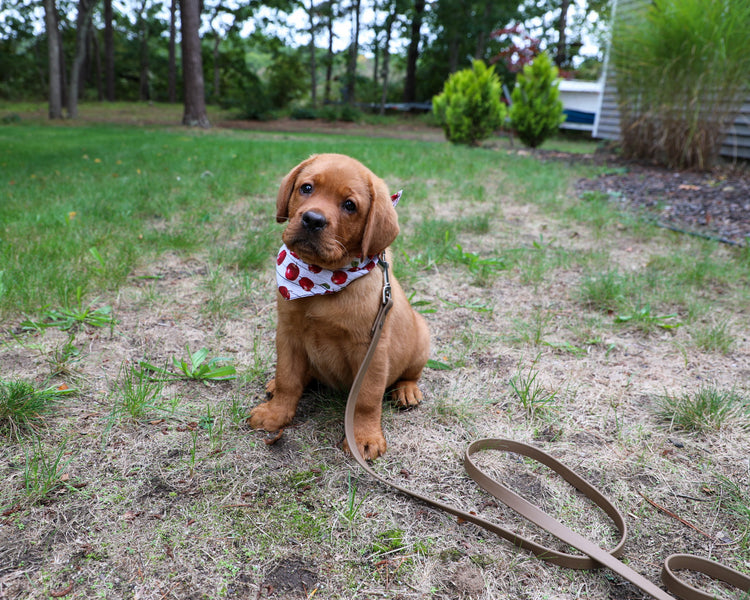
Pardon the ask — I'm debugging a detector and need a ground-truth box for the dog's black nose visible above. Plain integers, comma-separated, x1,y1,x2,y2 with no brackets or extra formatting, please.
301,210,327,232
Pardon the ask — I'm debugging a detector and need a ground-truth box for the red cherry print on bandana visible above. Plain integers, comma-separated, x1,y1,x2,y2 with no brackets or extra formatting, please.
279,286,290,300
285,263,300,281
331,270,348,285
277,249,287,265
308,264,322,274
299,277,314,291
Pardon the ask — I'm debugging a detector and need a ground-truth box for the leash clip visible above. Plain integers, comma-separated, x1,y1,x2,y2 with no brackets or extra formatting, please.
379,251,392,307
370,252,393,337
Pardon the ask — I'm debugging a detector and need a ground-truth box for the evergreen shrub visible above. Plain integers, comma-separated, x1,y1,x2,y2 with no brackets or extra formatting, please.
509,52,565,148
432,60,506,146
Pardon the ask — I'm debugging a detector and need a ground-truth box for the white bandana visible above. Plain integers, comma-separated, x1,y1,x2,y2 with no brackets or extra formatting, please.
276,245,379,300
276,190,402,301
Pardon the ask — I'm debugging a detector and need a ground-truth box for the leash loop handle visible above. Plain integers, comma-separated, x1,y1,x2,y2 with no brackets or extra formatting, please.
343,259,749,600
662,554,750,600
464,438,627,569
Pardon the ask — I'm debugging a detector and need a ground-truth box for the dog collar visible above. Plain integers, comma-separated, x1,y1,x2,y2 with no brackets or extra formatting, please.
276,190,402,301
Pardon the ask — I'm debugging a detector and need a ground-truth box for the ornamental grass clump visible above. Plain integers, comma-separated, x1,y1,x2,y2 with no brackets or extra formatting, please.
509,52,566,148
613,0,750,169
432,60,507,146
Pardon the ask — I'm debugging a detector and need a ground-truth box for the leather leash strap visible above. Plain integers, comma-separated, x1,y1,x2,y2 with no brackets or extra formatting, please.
342,259,750,600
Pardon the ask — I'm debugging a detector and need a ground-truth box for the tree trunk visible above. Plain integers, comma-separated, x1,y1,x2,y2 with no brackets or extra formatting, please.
378,10,396,115
138,0,150,101
82,19,93,97
92,25,103,100
212,35,220,100
180,0,210,127
324,5,334,103
371,28,379,86
207,3,223,101
344,0,360,104
555,0,570,68
68,0,97,119
57,13,68,109
307,0,317,107
43,0,63,118
448,34,459,73
104,0,114,100
403,0,424,103
168,0,177,103
474,0,493,60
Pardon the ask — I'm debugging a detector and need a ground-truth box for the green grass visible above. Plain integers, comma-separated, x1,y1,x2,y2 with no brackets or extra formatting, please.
656,385,749,432
140,345,237,382
509,357,559,419
692,319,736,354
1,122,552,317
0,379,75,436
108,361,167,424
22,435,79,498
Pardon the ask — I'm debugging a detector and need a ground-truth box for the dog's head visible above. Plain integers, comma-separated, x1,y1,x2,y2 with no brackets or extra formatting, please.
275,154,399,269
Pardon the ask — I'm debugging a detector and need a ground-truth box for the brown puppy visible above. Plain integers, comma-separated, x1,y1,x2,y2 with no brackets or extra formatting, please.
249,153,429,459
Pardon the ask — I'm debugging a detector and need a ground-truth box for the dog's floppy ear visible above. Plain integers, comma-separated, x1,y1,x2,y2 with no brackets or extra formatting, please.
276,155,318,223
361,174,399,258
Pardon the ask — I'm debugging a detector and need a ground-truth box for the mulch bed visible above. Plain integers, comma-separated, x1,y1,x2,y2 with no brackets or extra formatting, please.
573,153,750,246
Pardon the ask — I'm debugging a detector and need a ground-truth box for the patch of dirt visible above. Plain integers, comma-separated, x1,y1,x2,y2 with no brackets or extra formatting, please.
260,556,318,597
443,559,485,598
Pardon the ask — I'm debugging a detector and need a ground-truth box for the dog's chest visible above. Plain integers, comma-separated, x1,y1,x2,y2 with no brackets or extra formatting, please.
278,280,379,388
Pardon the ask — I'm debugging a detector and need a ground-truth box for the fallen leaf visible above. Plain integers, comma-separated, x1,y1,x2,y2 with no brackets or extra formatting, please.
49,582,74,598
1,504,22,517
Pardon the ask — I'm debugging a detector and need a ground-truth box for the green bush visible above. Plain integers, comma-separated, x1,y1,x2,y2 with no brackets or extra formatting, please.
432,60,506,146
613,0,750,169
290,106,319,120
266,52,308,109
509,52,565,148
338,104,362,122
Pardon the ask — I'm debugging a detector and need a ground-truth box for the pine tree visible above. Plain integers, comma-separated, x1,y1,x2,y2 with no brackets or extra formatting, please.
432,60,506,146
509,52,565,148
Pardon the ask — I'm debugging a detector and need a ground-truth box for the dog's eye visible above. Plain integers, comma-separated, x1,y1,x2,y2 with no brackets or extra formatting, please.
342,199,357,213
300,183,313,195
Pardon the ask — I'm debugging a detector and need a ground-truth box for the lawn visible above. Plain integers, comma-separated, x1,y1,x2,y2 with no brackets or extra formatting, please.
1,110,749,600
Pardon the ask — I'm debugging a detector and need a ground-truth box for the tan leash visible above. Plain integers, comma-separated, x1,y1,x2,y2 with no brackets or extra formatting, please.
343,257,750,600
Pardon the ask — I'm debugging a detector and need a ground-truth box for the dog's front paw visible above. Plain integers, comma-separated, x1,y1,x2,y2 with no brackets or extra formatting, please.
392,380,423,409
343,427,387,460
247,401,293,432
